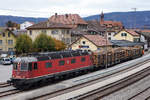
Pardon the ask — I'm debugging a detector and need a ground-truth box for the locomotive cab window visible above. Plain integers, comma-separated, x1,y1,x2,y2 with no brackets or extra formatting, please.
46,62,52,68
13,63,17,70
59,60,65,66
20,63,28,71
71,59,76,64
81,57,86,62
34,63,38,70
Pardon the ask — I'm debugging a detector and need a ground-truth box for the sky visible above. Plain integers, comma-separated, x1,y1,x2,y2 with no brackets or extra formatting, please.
0,0,150,18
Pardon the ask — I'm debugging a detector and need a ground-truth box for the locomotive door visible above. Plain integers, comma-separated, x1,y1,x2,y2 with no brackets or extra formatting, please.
32,62,39,77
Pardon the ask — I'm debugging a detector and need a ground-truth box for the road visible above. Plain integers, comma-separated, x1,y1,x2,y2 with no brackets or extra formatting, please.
0,64,12,82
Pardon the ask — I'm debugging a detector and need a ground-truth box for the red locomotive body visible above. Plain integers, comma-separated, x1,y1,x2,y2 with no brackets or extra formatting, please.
10,50,93,88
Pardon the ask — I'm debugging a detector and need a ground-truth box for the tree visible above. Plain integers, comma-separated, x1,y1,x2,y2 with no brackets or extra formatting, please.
15,34,33,54
53,38,66,51
5,20,20,29
33,33,55,52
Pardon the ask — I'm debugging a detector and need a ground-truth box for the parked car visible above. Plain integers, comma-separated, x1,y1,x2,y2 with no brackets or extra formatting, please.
9,57,16,64
1,58,11,65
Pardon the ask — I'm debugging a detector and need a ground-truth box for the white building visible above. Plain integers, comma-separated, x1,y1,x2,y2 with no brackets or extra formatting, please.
20,21,34,30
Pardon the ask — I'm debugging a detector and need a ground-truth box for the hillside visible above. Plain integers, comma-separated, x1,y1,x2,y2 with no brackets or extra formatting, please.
0,15,47,26
84,11,150,29
1,11,150,29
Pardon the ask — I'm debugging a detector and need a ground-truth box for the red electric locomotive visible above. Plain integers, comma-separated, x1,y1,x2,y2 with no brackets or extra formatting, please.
8,50,93,89
8,47,144,89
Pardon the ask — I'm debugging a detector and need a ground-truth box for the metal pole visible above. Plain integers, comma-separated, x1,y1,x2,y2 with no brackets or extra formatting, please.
132,8,137,29
105,29,107,68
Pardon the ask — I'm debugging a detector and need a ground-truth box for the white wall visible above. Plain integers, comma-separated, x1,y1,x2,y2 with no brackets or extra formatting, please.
20,21,34,30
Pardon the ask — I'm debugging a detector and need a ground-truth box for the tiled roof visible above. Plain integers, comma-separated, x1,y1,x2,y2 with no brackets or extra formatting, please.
26,21,71,29
49,14,87,28
125,29,139,36
136,30,150,38
83,35,112,46
101,20,123,28
70,28,87,35
86,20,105,32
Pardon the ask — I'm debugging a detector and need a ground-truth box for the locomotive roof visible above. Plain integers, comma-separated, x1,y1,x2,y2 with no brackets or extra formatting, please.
13,57,37,63
15,50,89,62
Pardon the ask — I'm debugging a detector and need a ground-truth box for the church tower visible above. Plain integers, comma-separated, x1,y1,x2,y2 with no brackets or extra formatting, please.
100,11,104,24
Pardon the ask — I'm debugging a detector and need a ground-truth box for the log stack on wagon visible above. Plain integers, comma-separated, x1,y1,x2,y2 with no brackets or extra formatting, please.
91,46,143,68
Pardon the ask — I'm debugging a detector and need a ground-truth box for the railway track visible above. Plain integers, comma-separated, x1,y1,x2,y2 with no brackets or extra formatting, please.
0,82,10,88
0,82,20,98
30,59,150,100
128,86,150,100
74,66,150,100
0,89,20,98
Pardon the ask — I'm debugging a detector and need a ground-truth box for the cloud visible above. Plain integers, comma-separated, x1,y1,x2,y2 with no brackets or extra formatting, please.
0,0,150,17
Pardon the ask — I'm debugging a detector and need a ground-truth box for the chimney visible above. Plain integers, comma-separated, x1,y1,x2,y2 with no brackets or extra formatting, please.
55,13,58,18
72,19,75,24
65,14,68,18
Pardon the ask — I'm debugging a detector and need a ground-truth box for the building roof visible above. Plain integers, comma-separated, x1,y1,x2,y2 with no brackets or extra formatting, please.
125,29,139,36
110,40,144,47
136,29,150,38
101,21,123,27
26,21,72,29
86,20,105,32
82,35,112,47
12,29,27,36
49,14,87,28
70,28,87,35
115,29,140,36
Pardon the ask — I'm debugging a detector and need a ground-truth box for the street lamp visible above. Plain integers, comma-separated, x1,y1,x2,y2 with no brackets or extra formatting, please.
104,28,108,68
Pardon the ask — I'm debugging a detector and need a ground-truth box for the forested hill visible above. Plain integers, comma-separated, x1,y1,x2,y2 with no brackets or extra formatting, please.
84,11,150,28
0,15,47,26
1,11,150,28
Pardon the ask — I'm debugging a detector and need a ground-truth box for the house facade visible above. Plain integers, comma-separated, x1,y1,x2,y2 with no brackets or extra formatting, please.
0,28,16,53
26,21,72,45
69,35,112,51
114,29,140,42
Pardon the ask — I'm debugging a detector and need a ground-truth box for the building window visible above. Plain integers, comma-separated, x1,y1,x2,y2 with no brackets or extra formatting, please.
8,48,13,51
66,38,70,44
59,60,65,66
29,30,32,35
52,30,58,34
45,62,52,68
0,40,2,45
121,33,127,36
3,33,5,37
108,37,111,40
8,40,13,45
8,32,11,37
41,30,46,33
67,30,70,34
82,41,86,44
134,38,140,42
108,33,111,35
